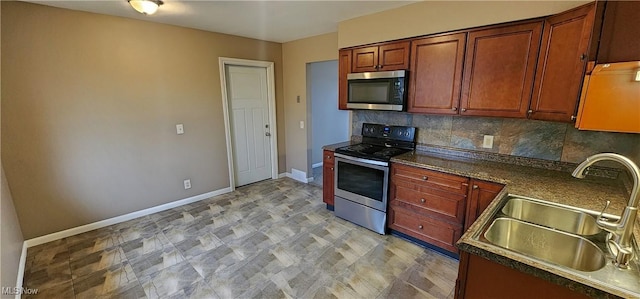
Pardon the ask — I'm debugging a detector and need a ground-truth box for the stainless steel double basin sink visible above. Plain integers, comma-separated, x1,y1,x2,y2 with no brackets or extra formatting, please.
478,195,637,273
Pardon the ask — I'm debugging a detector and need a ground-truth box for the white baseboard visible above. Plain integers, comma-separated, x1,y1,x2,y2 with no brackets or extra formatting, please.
24,188,232,248
278,172,288,179
15,242,27,299
288,168,311,183
312,162,323,168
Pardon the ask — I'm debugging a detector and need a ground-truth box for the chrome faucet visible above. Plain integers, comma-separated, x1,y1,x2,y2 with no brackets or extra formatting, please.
572,153,640,268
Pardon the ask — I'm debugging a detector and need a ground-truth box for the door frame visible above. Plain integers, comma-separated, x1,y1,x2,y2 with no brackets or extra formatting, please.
219,57,278,190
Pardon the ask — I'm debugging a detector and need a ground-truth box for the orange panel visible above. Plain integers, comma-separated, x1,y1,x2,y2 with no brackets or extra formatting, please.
576,61,640,133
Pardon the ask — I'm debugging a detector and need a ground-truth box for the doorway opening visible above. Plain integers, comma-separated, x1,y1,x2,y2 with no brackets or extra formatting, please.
306,60,349,187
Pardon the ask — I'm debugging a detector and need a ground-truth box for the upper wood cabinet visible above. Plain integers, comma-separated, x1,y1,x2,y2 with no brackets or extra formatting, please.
596,1,640,63
460,21,543,118
352,41,410,73
529,3,596,122
338,49,352,110
407,33,466,114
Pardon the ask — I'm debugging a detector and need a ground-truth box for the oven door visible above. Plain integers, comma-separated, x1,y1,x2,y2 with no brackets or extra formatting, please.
334,154,389,212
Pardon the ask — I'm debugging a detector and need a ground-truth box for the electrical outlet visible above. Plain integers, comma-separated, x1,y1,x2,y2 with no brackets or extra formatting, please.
183,179,191,189
482,135,494,149
176,124,184,135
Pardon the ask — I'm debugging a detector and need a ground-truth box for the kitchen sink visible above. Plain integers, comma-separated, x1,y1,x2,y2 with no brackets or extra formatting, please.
484,218,606,272
501,196,601,236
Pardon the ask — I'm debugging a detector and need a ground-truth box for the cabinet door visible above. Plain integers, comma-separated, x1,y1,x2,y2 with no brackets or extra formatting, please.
338,49,352,110
460,21,543,118
378,41,410,71
464,180,504,231
408,33,466,114
597,1,640,63
529,3,595,122
322,151,335,207
461,254,591,299
352,46,379,73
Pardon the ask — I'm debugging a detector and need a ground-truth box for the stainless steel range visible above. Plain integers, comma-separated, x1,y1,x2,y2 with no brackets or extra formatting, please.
334,123,416,234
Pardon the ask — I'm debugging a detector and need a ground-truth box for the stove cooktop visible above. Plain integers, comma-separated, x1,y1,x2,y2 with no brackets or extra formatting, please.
335,143,412,162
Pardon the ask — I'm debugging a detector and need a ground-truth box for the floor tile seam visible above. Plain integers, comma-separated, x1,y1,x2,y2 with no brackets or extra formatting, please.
400,274,453,297
69,246,135,278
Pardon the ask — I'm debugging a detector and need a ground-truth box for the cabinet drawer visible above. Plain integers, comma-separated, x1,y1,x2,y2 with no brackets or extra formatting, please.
389,206,462,253
392,163,469,195
323,150,334,164
392,183,466,223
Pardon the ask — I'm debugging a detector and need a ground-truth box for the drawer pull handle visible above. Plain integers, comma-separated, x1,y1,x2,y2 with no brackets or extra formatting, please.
420,198,426,203
418,225,423,229
422,176,428,181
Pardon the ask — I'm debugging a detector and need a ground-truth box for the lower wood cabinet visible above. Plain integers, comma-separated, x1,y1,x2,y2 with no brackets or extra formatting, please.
389,205,463,253
388,163,469,254
322,150,335,208
455,253,590,299
464,179,504,231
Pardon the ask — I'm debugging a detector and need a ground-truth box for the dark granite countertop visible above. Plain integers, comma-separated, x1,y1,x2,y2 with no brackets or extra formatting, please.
391,150,638,299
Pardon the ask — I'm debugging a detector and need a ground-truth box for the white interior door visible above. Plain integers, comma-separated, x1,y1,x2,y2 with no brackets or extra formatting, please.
226,65,272,186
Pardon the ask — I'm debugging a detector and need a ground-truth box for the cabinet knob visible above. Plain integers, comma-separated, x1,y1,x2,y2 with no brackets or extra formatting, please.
527,109,533,115
570,115,577,121
326,155,331,159
580,53,587,61
378,65,383,69
452,107,458,111
472,185,479,190
418,225,423,229
330,167,334,171
461,108,467,112
420,198,426,203
422,176,428,181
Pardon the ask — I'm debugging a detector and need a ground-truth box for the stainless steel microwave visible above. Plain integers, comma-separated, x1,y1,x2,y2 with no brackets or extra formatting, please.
347,70,407,111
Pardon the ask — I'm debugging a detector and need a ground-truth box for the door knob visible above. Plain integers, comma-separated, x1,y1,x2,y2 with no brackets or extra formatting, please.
265,132,271,137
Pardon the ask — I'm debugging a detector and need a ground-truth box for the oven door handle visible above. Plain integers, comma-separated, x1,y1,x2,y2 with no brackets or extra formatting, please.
334,153,389,167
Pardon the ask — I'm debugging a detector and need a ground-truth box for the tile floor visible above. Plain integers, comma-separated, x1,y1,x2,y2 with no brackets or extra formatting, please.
23,178,458,298
309,166,323,188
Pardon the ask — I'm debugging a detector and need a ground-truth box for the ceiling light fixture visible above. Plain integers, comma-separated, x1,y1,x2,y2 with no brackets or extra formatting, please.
128,0,163,15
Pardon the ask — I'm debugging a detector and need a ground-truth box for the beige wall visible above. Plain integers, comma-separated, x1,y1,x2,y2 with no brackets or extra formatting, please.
1,166,24,292
1,1,26,291
1,2,284,239
338,0,591,48
282,32,338,176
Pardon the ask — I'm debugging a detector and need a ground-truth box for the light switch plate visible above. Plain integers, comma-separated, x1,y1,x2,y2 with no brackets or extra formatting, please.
300,121,304,129
176,124,184,135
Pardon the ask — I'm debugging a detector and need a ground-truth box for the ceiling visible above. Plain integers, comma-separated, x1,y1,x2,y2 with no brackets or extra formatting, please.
25,0,419,43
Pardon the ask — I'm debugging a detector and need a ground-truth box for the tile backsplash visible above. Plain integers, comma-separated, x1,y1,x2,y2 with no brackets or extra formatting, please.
352,111,640,165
